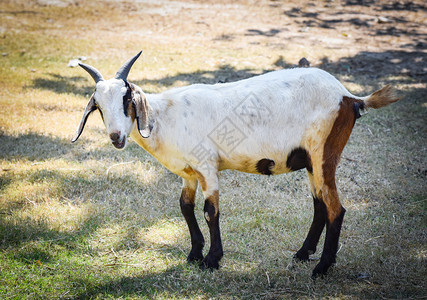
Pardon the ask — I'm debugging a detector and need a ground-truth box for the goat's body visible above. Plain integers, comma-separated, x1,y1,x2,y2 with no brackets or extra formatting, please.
132,68,353,179
75,55,400,278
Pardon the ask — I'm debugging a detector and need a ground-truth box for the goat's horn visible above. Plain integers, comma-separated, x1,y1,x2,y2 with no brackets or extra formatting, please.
115,51,142,80
79,63,104,83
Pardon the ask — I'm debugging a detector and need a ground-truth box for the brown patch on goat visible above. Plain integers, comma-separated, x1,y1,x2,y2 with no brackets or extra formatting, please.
302,116,337,199
322,96,358,223
286,148,312,173
127,101,136,122
183,165,196,177
130,132,168,172
205,190,219,217
256,158,275,175
219,155,254,173
181,187,196,205
194,170,207,191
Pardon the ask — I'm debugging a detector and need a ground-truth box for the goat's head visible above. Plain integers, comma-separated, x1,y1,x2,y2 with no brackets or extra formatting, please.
72,51,152,149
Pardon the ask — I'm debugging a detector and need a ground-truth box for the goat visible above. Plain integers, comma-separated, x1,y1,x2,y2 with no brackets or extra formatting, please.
72,51,400,278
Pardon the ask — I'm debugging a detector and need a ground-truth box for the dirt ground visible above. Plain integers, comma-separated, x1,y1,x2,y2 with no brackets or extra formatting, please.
71,0,426,81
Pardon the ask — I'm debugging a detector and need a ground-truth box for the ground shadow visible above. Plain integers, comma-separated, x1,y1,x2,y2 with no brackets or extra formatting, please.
320,50,426,82
0,208,103,251
245,28,282,37
0,162,177,247
29,65,265,95
280,0,426,40
70,236,426,299
134,64,267,90
28,73,92,96
0,132,150,163
0,132,71,161
29,51,425,95
130,49,426,90
379,1,425,11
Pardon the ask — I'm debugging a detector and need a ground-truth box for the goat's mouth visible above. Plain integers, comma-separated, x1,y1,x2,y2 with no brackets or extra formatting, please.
112,137,126,149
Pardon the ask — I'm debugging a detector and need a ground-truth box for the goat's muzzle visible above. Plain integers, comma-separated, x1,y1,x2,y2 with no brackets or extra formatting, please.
110,132,126,149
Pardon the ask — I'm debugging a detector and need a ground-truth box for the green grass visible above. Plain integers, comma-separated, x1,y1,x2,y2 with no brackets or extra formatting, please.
1,0,426,299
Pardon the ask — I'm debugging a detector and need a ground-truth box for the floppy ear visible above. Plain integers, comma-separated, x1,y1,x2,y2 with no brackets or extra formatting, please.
72,94,97,143
131,86,152,138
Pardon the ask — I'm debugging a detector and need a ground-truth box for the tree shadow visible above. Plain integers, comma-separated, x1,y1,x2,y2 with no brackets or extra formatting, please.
379,1,425,11
70,232,426,298
282,1,425,36
28,73,92,96
0,131,151,163
71,265,257,299
319,50,426,83
0,150,176,248
343,0,377,6
213,33,235,42
284,7,375,29
0,132,71,161
0,206,104,250
245,28,282,37
133,64,269,91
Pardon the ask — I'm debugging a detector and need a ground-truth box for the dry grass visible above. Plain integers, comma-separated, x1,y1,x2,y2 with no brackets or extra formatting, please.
0,0,426,299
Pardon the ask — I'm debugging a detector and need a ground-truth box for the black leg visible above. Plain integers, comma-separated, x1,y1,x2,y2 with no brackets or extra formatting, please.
312,206,345,278
180,189,205,263
200,192,223,270
295,196,327,261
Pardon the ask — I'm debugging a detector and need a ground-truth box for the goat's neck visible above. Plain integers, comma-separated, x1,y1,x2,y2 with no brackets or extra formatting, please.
129,93,169,158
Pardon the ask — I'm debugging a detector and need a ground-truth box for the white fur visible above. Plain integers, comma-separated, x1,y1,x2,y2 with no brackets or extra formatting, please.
95,79,134,148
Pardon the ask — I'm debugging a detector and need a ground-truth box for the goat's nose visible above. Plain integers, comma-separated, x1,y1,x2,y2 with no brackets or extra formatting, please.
109,132,121,142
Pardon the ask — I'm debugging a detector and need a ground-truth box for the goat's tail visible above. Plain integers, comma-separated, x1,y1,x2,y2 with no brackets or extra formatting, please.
362,85,401,109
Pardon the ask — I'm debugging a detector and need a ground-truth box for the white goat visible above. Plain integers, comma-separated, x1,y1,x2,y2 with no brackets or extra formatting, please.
73,51,400,277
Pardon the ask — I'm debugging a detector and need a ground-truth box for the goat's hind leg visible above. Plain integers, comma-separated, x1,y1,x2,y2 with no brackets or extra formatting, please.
294,171,327,261
180,178,205,263
312,182,345,278
310,96,357,277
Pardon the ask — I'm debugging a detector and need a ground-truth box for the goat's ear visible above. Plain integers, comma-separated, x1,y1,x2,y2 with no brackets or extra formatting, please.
132,86,152,138
72,94,97,143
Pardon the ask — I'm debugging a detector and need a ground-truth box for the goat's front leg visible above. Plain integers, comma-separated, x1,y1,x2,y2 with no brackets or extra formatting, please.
197,172,223,270
180,178,205,263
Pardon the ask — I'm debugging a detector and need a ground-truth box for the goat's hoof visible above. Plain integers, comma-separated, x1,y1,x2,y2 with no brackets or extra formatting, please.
187,251,204,263
199,255,220,271
294,250,310,262
294,247,317,262
311,262,330,279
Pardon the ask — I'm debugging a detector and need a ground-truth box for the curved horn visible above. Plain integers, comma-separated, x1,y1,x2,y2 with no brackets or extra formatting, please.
79,63,104,83
115,51,142,80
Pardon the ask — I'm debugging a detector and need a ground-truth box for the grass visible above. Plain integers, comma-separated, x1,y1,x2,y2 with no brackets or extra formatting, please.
1,0,426,298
